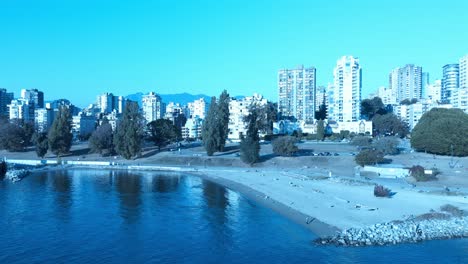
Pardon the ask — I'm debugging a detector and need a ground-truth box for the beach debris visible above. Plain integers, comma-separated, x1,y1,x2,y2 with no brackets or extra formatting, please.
306,217,316,224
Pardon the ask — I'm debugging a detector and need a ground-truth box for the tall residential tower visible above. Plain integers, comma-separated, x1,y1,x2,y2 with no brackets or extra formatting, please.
328,56,361,122
389,64,423,103
278,65,316,122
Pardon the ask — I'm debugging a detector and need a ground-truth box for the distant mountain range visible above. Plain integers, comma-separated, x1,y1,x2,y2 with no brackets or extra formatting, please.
126,92,245,106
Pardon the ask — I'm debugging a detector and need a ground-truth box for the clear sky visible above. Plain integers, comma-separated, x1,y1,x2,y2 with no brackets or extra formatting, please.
1,0,467,107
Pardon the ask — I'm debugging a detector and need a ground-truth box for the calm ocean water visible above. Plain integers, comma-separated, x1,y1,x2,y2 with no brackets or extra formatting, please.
0,169,466,264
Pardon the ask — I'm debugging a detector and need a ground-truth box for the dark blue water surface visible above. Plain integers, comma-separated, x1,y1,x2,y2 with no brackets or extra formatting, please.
0,169,467,264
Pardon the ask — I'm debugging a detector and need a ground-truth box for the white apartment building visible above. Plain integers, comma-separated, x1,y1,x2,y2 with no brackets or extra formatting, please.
97,93,114,113
21,88,44,108
228,94,267,140
34,108,57,132
278,65,316,122
72,112,97,138
142,92,165,123
181,117,203,139
8,99,33,121
377,86,398,105
389,64,423,102
187,97,208,119
328,56,361,122
460,54,468,89
426,80,442,103
315,86,327,111
451,87,468,113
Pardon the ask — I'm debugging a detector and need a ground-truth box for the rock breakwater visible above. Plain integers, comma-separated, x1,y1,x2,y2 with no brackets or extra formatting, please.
5,169,29,183
316,210,468,246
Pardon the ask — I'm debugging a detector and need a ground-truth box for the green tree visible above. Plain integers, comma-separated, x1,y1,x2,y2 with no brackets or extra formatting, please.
114,101,144,159
272,136,298,156
355,149,384,167
201,97,219,156
240,107,261,164
217,90,230,152
360,97,387,120
48,106,73,157
315,94,327,120
411,108,468,156
33,132,49,158
147,119,181,151
316,119,325,141
372,113,409,138
0,121,26,151
89,123,114,156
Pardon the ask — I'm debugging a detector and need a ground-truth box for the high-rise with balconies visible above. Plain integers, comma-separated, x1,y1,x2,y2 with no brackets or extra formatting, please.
460,55,468,89
142,92,165,123
441,64,459,103
278,65,316,122
389,64,422,103
328,56,361,122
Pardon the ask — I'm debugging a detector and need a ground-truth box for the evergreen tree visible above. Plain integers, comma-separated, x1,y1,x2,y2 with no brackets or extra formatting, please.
113,101,144,159
89,122,114,156
316,119,325,141
48,106,73,157
33,132,49,158
147,119,181,151
240,107,260,164
201,97,219,156
217,90,230,152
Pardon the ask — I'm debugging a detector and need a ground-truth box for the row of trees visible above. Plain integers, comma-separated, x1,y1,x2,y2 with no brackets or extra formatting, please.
88,102,181,159
1,101,181,160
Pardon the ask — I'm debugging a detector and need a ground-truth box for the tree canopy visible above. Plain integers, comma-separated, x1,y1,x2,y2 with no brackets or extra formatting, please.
114,101,144,159
201,97,219,156
411,108,468,156
48,106,73,157
372,113,409,138
147,119,181,151
201,91,231,155
89,122,114,156
240,106,261,164
360,97,387,120
0,120,34,152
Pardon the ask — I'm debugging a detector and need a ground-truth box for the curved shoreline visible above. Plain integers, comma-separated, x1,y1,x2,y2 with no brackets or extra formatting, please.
8,161,468,245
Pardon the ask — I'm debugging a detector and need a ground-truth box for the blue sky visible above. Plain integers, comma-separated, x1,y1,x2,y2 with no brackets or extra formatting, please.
0,0,467,107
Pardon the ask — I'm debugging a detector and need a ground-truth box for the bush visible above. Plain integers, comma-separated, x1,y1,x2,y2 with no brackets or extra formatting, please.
374,184,392,197
272,136,299,156
410,165,437,182
355,149,384,167
373,136,400,155
350,135,372,148
411,108,468,156
240,135,260,165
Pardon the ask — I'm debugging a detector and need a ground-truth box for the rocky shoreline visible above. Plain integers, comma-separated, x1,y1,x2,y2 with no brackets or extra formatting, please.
5,169,30,183
316,208,468,246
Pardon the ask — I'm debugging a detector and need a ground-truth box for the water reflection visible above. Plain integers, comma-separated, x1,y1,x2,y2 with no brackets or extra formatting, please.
114,171,142,223
151,175,181,193
50,170,73,209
